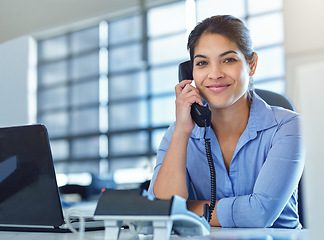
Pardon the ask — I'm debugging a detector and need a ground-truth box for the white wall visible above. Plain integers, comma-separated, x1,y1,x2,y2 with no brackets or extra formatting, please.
284,0,324,237
284,0,324,55
298,62,324,239
284,0,324,109
0,36,32,127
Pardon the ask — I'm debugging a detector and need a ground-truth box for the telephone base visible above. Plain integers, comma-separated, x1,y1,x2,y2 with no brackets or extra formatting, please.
94,190,210,240
101,216,173,240
100,214,209,240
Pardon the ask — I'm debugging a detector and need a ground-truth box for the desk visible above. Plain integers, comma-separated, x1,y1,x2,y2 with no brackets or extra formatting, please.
0,227,308,240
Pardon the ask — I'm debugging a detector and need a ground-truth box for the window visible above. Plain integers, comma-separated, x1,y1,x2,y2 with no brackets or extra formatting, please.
36,0,285,185
37,26,102,175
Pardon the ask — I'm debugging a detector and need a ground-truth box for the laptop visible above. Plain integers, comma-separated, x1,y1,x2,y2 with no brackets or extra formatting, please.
0,124,103,232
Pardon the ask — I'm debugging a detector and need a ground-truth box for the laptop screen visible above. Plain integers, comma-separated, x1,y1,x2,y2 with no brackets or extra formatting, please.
0,124,64,227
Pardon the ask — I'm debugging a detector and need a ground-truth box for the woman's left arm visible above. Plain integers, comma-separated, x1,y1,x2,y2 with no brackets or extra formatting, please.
216,114,305,228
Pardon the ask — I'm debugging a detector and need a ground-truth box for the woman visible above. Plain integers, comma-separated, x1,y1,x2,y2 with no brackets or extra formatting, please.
147,15,304,228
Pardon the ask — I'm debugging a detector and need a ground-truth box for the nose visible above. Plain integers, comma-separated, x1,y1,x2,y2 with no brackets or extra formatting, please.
207,63,224,80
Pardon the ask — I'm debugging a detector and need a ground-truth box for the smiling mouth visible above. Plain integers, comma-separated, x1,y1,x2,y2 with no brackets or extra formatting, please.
207,84,231,93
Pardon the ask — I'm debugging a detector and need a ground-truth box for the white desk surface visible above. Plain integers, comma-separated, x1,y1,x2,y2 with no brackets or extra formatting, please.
0,227,308,240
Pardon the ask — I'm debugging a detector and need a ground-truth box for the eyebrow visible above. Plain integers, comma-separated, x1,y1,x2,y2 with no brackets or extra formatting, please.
193,54,207,59
194,50,238,59
219,50,238,57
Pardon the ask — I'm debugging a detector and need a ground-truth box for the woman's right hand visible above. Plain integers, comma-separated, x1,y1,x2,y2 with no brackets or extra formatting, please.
174,80,203,134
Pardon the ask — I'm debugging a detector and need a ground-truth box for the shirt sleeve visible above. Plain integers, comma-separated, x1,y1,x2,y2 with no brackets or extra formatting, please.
217,113,305,228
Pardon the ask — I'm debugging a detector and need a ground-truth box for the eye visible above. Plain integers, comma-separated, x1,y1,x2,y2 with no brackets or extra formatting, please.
224,58,237,63
223,58,237,63
196,61,208,66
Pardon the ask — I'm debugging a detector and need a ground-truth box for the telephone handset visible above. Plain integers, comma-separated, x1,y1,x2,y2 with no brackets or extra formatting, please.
178,60,216,223
178,61,211,127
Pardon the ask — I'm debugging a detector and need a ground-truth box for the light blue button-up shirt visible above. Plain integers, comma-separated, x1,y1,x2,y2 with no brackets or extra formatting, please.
148,93,304,228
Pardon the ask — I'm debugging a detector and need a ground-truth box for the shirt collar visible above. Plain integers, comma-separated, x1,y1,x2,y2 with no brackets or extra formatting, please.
190,92,277,139
250,92,277,132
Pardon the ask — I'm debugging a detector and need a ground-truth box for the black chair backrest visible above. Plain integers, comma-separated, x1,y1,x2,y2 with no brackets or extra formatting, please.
254,88,295,111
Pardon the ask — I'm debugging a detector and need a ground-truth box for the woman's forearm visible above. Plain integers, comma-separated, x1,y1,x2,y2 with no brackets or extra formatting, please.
153,129,191,200
187,200,221,227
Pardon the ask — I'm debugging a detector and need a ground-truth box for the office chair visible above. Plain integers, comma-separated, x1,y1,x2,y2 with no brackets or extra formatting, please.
254,88,304,227
254,88,295,111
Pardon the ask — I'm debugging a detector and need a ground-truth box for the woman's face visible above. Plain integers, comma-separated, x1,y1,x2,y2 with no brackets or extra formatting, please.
192,33,251,110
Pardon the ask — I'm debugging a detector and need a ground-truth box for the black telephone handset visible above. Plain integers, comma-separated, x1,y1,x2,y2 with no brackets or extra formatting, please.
178,61,211,127
178,61,216,223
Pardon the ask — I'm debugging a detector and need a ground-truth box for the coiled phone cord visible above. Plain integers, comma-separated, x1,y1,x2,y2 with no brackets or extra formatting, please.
203,122,216,223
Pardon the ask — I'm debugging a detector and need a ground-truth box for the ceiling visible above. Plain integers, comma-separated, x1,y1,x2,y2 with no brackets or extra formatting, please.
0,0,141,44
